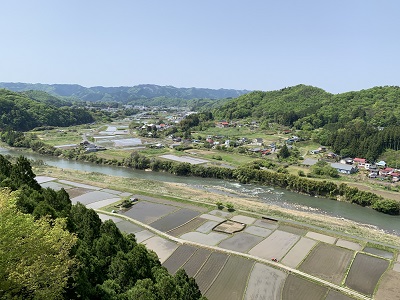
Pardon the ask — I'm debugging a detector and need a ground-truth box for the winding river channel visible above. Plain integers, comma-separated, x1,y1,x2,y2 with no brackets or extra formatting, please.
2,147,400,236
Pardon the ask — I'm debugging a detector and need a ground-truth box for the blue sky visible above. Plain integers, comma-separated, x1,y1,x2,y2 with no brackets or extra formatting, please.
1,1,399,93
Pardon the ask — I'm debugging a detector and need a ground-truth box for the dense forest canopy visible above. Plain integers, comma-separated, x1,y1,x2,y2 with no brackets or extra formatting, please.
0,155,205,299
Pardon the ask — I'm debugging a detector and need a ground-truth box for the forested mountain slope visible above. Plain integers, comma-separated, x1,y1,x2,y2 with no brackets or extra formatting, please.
212,85,400,128
0,82,250,106
0,89,93,131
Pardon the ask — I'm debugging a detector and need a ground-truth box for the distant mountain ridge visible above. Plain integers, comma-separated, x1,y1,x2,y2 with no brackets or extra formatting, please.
0,82,250,103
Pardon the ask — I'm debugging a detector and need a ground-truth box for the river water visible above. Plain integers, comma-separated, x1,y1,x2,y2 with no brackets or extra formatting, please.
2,148,400,235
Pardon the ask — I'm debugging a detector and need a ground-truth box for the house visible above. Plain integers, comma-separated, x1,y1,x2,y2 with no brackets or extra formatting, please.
317,146,327,152
380,168,394,176
252,138,263,146
310,150,320,155
326,152,337,159
340,158,353,165
353,158,367,166
216,121,229,128
330,163,358,174
376,161,387,167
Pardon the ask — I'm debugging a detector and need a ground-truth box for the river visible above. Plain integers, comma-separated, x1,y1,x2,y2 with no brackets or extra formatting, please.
2,147,400,235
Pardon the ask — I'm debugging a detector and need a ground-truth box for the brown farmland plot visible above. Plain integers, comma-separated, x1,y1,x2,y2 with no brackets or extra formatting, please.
194,252,229,294
122,201,177,224
182,248,211,277
218,232,263,253
281,237,317,268
244,262,287,300
162,244,197,275
298,243,353,284
168,217,207,237
325,290,356,300
149,208,200,232
345,253,389,296
375,270,400,300
205,255,253,300
282,274,328,300
248,230,300,260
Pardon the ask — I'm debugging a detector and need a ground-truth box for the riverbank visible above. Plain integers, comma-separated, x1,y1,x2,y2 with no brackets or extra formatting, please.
34,164,400,247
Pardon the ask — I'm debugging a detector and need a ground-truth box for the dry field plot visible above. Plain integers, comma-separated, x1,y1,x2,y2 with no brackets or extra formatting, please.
244,225,272,237
97,213,123,223
149,208,200,232
71,190,117,205
278,224,307,236
282,274,328,300
230,215,256,224
213,220,246,234
335,239,362,251
86,197,121,209
325,290,355,300
129,194,208,212
200,213,225,222
196,220,219,233
135,230,155,243
122,201,178,224
218,232,263,253
306,231,336,244
298,243,353,284
253,219,279,230
41,181,73,191
162,244,198,275
182,248,211,277
249,230,300,260
142,236,178,263
244,263,287,300
281,237,317,268
208,209,231,218
345,253,389,296
168,217,207,237
180,231,228,246
67,187,96,199
375,270,400,300
205,255,253,300
59,179,100,190
194,252,229,294
115,220,143,234
363,247,393,259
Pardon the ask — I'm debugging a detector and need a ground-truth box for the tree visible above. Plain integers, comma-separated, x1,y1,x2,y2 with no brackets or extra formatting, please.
0,189,77,299
278,144,290,159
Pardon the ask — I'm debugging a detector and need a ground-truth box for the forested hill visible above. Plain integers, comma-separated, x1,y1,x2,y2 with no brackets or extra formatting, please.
212,84,400,128
0,89,93,131
0,82,250,105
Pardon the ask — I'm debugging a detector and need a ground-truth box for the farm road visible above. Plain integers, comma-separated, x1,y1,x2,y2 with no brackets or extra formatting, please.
97,209,372,300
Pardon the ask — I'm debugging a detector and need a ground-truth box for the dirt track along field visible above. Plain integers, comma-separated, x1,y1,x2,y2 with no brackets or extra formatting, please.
244,263,287,300
205,255,254,300
282,274,328,300
168,217,207,237
162,244,198,275
194,252,229,294
182,248,211,277
149,208,200,232
298,243,353,284
345,253,390,295
248,230,300,260
281,237,317,268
